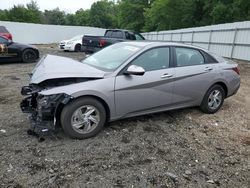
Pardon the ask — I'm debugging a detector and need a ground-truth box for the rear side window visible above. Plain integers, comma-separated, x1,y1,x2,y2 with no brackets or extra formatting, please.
175,47,204,67
131,47,170,71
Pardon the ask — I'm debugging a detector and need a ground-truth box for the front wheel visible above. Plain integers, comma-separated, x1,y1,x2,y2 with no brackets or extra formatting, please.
61,97,106,139
200,84,225,114
22,49,37,63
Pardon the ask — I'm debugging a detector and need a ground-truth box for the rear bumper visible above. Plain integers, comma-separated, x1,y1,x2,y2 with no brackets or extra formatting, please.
227,82,240,98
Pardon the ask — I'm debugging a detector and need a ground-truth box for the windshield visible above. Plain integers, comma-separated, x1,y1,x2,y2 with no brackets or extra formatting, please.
82,43,141,71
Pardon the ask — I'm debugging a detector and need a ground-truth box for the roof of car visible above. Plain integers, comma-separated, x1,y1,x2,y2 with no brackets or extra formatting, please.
0,26,9,33
123,41,207,51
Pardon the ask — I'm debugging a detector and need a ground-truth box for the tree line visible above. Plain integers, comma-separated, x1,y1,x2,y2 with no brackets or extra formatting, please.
0,0,249,32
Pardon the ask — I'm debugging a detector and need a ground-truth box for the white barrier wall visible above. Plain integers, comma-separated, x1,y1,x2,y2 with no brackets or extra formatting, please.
142,21,250,61
0,21,106,44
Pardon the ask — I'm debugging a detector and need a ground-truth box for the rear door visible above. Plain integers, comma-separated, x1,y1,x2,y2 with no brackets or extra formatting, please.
115,47,175,117
172,47,218,106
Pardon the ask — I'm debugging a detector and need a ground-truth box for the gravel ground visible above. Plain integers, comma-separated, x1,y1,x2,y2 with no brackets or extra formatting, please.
0,45,249,188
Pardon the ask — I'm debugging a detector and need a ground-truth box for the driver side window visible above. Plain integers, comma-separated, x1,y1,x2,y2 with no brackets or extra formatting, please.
131,47,170,71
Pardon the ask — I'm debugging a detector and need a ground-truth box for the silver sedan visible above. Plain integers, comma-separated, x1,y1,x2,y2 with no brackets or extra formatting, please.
21,42,240,139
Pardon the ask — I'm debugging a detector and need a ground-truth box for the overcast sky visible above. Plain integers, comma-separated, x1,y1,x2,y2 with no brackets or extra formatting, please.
0,0,101,13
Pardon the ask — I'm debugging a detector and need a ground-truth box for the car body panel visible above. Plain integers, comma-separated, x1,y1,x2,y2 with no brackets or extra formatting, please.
0,26,12,40
0,36,39,62
20,41,240,132
63,40,82,51
59,35,83,51
30,55,106,84
39,77,117,119
115,68,175,118
82,29,145,53
172,64,219,107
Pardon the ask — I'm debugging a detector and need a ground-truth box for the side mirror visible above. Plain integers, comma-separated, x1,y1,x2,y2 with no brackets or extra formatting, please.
125,65,145,76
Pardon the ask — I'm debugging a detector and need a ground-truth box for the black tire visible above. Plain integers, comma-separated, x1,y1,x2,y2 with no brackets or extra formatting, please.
74,44,81,52
22,49,37,63
200,84,225,114
61,97,106,139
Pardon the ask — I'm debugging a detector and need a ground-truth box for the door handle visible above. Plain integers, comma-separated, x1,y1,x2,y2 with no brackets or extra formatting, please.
204,67,213,72
161,73,173,78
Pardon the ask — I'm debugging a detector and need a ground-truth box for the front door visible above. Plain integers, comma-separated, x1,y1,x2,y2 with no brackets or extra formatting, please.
115,47,175,117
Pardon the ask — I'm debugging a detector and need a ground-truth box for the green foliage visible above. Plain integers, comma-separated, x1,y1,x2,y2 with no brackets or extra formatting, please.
42,8,66,25
0,0,250,31
74,9,90,26
89,0,117,28
2,1,41,23
0,10,8,21
117,0,149,32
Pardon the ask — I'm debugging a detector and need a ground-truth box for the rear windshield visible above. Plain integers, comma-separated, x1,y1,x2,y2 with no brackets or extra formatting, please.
0,26,8,33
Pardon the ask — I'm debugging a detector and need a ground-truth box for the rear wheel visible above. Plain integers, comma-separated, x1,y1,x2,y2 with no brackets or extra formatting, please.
22,49,37,63
200,84,225,114
61,97,106,139
74,44,81,52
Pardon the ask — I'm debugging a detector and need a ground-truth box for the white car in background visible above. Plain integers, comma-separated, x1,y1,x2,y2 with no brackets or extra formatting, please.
59,35,83,52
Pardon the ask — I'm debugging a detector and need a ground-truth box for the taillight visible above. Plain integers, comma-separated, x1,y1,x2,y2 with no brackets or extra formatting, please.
232,66,240,75
9,34,12,40
99,39,106,47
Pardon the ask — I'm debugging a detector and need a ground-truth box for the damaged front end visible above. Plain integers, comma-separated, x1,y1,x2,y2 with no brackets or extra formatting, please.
20,84,71,134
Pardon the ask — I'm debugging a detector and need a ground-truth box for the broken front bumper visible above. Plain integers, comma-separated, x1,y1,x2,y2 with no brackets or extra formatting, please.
20,86,71,132
21,95,56,132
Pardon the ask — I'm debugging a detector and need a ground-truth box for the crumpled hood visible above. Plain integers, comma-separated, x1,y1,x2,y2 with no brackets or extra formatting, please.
30,54,105,84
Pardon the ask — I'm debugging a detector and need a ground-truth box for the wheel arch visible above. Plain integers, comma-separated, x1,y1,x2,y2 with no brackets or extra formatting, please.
213,81,228,97
74,43,82,51
55,94,111,126
200,81,228,106
22,47,39,58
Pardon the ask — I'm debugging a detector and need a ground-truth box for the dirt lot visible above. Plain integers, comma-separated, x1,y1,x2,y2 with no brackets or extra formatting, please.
0,45,249,188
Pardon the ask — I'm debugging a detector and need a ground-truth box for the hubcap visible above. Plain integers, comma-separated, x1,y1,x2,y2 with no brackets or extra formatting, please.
71,105,100,134
208,90,222,110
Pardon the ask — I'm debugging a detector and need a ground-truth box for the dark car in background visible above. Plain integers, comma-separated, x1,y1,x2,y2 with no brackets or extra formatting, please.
0,36,39,63
82,29,145,53
0,26,12,40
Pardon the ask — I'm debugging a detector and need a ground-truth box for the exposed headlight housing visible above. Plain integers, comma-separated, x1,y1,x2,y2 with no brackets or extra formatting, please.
37,94,61,107
36,93,72,108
